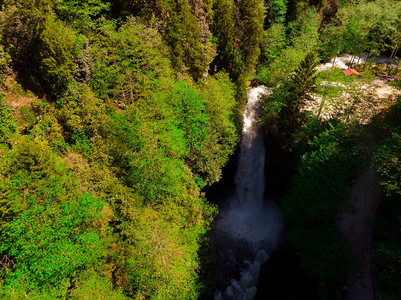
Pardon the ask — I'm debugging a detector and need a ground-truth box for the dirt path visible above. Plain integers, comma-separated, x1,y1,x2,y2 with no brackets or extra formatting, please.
338,166,383,300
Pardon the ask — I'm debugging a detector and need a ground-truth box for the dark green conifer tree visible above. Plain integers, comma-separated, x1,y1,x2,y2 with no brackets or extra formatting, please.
282,50,318,118
271,0,288,23
1,0,75,96
238,0,264,75
212,0,237,76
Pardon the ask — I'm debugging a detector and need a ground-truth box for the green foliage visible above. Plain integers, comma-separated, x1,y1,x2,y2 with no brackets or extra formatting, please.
0,1,245,298
238,0,264,75
30,99,66,151
271,0,288,23
1,0,76,96
107,72,237,198
282,120,360,282
258,8,319,86
0,138,65,231
55,0,110,33
109,0,215,80
212,0,264,110
125,207,200,300
287,7,320,50
316,68,357,86
106,107,187,203
260,23,287,66
0,138,103,296
0,282,71,300
169,82,210,151
372,98,401,300
69,269,129,300
1,194,102,289
19,105,36,127
106,102,219,296
375,134,401,196
97,72,233,298
283,50,319,117
318,20,345,62
0,39,11,80
1,0,54,42
91,18,172,104
0,92,16,143
198,73,238,184
36,18,76,94
292,50,318,94
12,137,55,175
73,36,93,83
153,78,238,186
164,1,211,79
261,50,319,150
56,81,104,146
318,0,401,63
212,0,237,75
388,79,401,90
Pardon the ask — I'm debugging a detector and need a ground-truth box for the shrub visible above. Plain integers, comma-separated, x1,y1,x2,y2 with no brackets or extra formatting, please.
0,92,16,143
20,105,36,127
1,0,75,96
91,18,172,104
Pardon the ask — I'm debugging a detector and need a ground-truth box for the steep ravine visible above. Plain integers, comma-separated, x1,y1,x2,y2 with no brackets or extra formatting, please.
208,87,283,300
208,67,394,298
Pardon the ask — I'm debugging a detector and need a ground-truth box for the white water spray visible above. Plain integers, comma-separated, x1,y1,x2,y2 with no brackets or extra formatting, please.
214,87,283,300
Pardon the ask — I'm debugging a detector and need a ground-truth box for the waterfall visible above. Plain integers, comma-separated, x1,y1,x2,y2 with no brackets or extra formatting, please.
213,86,283,300
236,87,266,206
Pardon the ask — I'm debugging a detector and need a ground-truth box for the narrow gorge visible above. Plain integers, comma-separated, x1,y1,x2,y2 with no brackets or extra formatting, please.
211,87,283,300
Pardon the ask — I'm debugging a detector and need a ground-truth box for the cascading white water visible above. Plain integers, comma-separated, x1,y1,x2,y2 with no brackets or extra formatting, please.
213,86,283,300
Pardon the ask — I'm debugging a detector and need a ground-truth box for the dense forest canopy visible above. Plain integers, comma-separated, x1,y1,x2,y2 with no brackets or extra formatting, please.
0,0,400,299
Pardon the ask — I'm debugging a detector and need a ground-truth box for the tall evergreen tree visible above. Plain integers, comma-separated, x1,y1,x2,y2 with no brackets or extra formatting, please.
271,0,288,23
212,0,237,76
238,0,264,75
282,50,318,118
291,50,318,100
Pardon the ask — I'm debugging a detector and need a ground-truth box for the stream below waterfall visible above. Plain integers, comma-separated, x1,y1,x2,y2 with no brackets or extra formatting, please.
209,86,283,300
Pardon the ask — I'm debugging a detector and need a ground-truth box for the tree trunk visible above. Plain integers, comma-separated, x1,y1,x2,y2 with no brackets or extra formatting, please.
363,27,381,71
390,35,401,62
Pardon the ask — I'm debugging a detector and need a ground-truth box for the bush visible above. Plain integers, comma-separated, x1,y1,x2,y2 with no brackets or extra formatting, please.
0,92,16,143
125,207,200,300
20,105,36,127
37,18,75,94
1,1,75,96
258,8,319,86
372,100,401,300
56,82,104,146
1,195,102,290
55,0,110,34
91,18,172,104
0,43,11,75
0,137,104,296
282,121,361,283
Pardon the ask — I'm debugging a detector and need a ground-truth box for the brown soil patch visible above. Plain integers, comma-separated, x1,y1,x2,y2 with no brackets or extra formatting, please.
3,75,38,108
2,75,38,125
